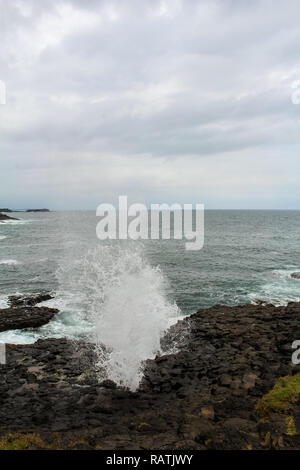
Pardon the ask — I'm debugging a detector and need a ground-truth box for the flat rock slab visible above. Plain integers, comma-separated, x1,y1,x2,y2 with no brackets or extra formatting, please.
0,306,58,332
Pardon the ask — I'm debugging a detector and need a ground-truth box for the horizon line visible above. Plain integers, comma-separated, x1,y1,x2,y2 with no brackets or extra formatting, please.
4,208,300,212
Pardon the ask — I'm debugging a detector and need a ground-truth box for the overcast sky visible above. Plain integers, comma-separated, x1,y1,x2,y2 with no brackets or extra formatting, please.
1,0,300,209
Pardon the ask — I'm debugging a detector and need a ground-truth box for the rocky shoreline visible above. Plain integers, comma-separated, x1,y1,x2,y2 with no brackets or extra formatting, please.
0,213,19,222
0,298,299,450
0,294,57,333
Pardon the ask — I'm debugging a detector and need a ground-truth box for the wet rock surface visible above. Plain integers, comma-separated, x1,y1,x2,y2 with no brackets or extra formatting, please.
0,302,299,449
0,307,58,332
291,272,300,280
0,295,57,332
8,293,54,308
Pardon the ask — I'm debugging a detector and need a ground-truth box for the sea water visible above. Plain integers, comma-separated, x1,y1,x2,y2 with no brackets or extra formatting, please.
0,210,300,388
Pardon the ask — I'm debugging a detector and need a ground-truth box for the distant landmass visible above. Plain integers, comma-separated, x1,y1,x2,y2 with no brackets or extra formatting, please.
0,208,50,221
26,209,50,212
0,208,50,213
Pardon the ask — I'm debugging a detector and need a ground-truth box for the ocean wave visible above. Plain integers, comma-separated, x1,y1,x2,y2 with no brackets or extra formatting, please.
248,267,300,306
0,289,95,345
0,259,20,266
0,295,9,309
0,236,6,240
0,219,34,225
33,257,49,263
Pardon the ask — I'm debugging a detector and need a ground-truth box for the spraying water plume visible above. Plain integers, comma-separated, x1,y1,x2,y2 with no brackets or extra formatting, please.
57,243,180,390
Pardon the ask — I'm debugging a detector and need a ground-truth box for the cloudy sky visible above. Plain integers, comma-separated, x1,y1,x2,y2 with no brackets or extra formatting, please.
1,0,300,209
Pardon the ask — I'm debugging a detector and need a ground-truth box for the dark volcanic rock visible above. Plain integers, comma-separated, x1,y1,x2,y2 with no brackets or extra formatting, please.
0,302,299,450
291,272,300,279
0,306,58,332
8,293,53,308
0,213,19,222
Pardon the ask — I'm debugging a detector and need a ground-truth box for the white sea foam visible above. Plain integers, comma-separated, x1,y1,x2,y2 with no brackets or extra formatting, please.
0,259,20,266
249,267,300,306
56,244,181,390
0,218,33,225
0,295,9,309
0,330,35,344
0,236,6,240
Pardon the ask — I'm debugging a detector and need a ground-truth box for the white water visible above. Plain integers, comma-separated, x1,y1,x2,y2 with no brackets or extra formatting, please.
0,242,180,389
0,219,30,225
0,259,20,266
57,244,181,390
0,295,9,309
249,267,300,305
0,236,7,240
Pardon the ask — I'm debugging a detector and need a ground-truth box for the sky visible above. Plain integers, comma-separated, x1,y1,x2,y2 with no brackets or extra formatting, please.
1,0,300,210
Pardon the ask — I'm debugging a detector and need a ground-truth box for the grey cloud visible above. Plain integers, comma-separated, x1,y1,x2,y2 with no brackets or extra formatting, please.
1,0,300,208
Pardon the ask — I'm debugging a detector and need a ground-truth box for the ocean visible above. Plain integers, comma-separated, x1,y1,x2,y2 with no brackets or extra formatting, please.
1,209,300,387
